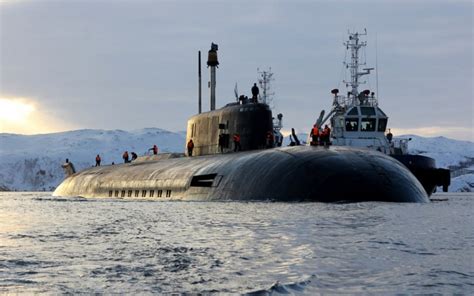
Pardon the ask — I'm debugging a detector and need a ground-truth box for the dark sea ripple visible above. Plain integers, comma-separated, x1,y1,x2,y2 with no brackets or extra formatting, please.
0,192,473,294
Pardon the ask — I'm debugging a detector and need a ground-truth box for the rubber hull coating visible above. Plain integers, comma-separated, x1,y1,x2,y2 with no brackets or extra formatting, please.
53,146,429,203
392,154,451,195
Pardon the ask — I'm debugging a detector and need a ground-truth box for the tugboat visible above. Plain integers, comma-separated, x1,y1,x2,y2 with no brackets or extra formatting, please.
311,30,450,195
54,42,429,202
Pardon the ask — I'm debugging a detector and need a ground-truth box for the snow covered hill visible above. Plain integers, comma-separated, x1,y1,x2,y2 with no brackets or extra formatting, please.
0,128,186,191
402,135,474,192
0,129,472,192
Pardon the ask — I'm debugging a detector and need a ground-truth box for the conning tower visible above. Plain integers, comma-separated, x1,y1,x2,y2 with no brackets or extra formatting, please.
186,43,274,156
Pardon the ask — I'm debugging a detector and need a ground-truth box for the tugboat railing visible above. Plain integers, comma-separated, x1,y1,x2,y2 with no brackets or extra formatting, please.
334,96,379,109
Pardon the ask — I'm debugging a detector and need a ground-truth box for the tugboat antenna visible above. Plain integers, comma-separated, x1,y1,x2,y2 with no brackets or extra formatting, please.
375,33,380,101
343,29,373,101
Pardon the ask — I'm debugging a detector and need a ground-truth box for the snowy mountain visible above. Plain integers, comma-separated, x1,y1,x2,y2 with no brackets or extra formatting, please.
0,129,472,192
402,135,474,192
0,128,186,191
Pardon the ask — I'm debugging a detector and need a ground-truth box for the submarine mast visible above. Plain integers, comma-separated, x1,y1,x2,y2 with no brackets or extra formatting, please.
207,43,219,111
257,67,274,106
198,51,202,113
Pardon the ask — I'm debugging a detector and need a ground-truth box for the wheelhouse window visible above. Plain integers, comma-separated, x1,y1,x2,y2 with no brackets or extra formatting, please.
347,107,358,115
360,107,376,116
361,118,376,131
378,118,387,132
345,119,359,131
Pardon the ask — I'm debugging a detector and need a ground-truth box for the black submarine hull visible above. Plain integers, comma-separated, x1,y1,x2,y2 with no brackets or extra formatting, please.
391,154,451,195
53,146,429,203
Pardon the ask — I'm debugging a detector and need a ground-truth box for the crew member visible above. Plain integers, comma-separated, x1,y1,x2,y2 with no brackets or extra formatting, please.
386,129,393,143
187,139,194,156
310,124,319,146
131,152,138,161
122,151,129,163
266,131,274,148
251,83,259,103
321,125,331,145
95,154,101,166
149,144,159,155
218,134,225,153
233,133,241,152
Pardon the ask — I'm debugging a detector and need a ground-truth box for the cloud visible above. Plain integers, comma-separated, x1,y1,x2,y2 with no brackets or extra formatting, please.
391,126,473,141
0,97,78,134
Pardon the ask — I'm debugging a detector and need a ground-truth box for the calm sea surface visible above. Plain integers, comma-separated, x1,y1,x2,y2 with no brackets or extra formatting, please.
0,192,472,294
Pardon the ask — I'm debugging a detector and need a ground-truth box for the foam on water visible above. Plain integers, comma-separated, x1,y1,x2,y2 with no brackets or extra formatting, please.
0,192,473,294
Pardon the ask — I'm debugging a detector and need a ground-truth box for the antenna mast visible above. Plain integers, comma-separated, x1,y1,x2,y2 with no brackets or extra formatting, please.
198,51,202,114
375,33,379,101
257,67,275,106
343,29,373,99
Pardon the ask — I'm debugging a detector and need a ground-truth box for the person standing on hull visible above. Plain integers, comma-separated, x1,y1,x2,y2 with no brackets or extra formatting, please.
321,125,331,146
266,131,274,148
218,134,225,153
95,154,101,166
233,134,241,152
310,124,319,146
251,83,259,103
149,144,158,155
386,128,393,143
187,139,194,156
122,151,129,163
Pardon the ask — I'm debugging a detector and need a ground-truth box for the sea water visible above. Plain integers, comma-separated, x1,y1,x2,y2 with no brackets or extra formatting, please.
0,192,472,294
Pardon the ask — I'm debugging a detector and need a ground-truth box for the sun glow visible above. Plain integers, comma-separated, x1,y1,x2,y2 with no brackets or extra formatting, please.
0,98,35,123
0,97,77,134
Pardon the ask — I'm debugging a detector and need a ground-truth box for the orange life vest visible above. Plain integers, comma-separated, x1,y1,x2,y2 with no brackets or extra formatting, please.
312,127,319,136
323,127,331,136
187,141,194,149
233,135,240,142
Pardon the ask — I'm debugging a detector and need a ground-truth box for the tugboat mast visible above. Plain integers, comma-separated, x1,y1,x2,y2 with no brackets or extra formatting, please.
343,29,374,101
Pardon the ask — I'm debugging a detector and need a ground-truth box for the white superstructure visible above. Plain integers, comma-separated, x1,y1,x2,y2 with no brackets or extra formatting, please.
317,30,409,155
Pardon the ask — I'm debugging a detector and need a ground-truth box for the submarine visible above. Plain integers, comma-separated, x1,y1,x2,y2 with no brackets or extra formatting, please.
53,42,429,202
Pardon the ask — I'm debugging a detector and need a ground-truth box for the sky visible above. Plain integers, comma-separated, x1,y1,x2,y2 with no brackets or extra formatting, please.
0,0,472,140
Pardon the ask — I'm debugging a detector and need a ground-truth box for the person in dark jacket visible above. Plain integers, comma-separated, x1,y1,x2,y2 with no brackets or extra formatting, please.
131,152,138,161
233,134,241,152
251,83,259,103
95,154,101,166
266,131,274,148
122,151,129,163
187,139,194,156
148,144,158,155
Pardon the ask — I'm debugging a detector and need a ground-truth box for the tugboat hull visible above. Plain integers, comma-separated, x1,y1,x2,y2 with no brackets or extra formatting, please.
53,146,429,203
